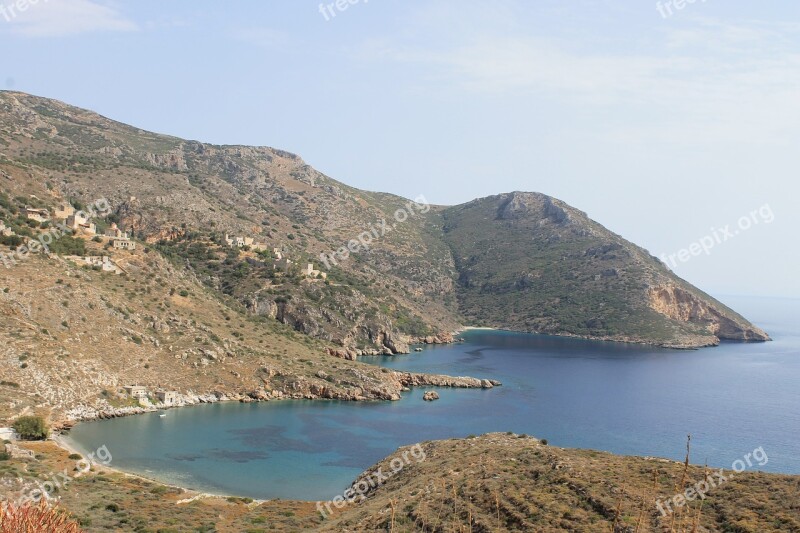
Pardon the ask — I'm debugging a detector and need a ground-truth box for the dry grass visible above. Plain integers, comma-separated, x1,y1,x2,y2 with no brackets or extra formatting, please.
322,433,800,533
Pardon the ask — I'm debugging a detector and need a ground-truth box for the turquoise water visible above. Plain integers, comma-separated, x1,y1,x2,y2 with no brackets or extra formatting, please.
65,295,800,501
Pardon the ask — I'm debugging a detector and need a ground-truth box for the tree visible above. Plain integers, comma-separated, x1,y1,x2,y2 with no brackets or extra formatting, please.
12,415,49,440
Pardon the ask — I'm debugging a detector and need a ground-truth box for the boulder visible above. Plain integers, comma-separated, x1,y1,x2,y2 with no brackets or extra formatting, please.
423,391,440,402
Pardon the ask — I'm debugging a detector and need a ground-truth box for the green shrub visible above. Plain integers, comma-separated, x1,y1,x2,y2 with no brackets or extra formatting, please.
12,416,49,440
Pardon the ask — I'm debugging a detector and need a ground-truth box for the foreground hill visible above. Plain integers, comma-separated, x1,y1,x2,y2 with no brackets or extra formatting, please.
0,91,768,351
1,434,796,532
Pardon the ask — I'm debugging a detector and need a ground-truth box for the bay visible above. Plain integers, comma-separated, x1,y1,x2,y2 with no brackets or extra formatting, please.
65,295,800,501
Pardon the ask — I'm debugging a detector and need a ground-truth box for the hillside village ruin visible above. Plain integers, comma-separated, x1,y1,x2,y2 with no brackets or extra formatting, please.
3,197,325,280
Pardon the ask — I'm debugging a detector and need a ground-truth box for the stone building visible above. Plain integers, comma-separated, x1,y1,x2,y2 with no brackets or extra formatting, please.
25,207,50,223
113,238,136,251
156,391,179,406
123,385,148,399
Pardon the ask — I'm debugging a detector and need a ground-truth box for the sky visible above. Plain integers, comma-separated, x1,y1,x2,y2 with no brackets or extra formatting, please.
1,0,798,299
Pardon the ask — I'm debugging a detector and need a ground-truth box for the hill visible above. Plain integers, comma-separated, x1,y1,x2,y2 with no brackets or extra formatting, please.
440,193,769,347
1,434,796,532
0,90,768,355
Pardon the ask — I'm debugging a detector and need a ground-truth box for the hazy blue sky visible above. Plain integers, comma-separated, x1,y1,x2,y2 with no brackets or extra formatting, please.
1,0,798,298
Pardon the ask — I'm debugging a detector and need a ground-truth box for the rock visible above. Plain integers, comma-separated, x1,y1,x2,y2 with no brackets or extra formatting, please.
421,333,454,345
248,389,270,401
200,348,219,361
4,443,35,460
423,391,440,401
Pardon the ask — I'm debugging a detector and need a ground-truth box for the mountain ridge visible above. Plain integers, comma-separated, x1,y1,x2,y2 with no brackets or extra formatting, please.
0,90,769,353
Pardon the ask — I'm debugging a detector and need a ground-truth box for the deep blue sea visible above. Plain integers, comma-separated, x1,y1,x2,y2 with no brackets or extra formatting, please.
65,295,800,501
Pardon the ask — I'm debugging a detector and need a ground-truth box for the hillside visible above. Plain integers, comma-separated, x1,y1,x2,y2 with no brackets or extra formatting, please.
0,89,768,368
323,433,799,532
440,193,769,347
1,435,796,532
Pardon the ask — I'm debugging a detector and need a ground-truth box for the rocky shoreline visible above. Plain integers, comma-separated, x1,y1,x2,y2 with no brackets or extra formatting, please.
55,370,501,428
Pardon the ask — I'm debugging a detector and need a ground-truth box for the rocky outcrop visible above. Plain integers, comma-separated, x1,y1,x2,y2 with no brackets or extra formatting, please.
648,285,770,342
249,296,411,355
395,372,501,390
419,332,455,344
4,443,36,460
423,391,440,401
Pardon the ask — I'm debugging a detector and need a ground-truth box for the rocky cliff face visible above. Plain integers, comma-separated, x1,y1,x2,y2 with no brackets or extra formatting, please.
648,285,769,342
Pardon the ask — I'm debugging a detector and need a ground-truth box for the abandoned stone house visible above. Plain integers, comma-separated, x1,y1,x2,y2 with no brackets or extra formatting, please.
156,391,179,405
274,256,293,271
123,385,148,399
64,255,125,275
25,207,50,223
54,203,75,220
105,222,127,239
304,263,327,279
113,238,136,251
66,212,96,235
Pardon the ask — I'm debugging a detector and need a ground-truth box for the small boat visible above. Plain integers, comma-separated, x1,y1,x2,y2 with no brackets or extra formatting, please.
159,412,167,418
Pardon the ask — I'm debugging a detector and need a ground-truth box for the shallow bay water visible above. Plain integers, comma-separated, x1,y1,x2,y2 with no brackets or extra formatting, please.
66,295,800,500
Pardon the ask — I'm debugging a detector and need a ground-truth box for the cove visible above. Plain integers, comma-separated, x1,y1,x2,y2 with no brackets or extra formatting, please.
64,295,800,501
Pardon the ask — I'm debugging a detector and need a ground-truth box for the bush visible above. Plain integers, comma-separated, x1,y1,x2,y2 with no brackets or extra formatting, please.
12,416,49,440
68,453,82,460
47,235,86,256
0,234,24,248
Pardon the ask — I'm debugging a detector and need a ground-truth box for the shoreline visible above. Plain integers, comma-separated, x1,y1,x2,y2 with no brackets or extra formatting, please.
37,330,767,505
47,368,501,503
455,324,728,350
51,432,260,504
